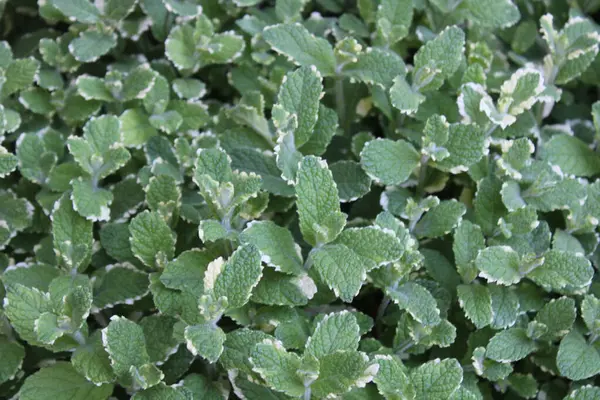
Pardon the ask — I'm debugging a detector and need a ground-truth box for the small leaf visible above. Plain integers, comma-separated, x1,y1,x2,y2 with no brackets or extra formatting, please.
457,284,492,329
239,220,304,275
388,282,441,326
410,358,463,400
463,0,520,28
69,31,117,63
360,138,420,186
52,194,93,272
250,339,305,397
486,328,537,362
263,23,336,76
475,246,522,285
305,311,360,359
19,362,113,400
527,249,593,291
275,66,323,148
213,244,262,309
389,76,425,114
49,0,101,23
184,323,226,363
557,331,600,380
414,200,466,239
295,156,346,246
541,134,600,177
129,210,175,269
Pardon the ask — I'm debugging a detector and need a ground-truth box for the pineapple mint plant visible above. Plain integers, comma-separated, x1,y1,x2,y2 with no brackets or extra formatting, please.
1,0,600,399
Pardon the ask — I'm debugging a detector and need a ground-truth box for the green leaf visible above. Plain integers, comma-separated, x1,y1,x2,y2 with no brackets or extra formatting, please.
295,156,346,246
68,115,130,179
0,190,33,240
330,160,372,202
475,246,522,285
52,194,93,272
69,31,117,63
409,358,463,400
213,244,263,309
414,26,465,82
311,351,377,398
129,210,175,269
132,384,192,400
252,269,316,305
19,362,113,400
453,221,485,282
389,76,425,114
541,134,600,177
527,249,593,291
4,284,51,343
489,284,519,329
486,328,537,362
414,200,466,239
376,0,413,44
0,146,18,177
250,339,305,397
220,328,271,375
360,138,420,185
160,249,214,293
305,311,360,359
184,323,226,363
0,337,25,384
457,284,492,329
239,220,303,275
263,23,336,76
388,282,441,326
581,295,600,336
71,332,115,386
432,124,487,173
463,0,520,28
312,244,365,302
534,297,576,341
373,355,415,399
172,78,206,100
557,331,600,380
71,177,114,221
49,0,101,23
2,57,40,96
275,66,323,147
120,108,158,148
566,386,600,400
102,316,162,388
341,48,406,87
93,264,149,310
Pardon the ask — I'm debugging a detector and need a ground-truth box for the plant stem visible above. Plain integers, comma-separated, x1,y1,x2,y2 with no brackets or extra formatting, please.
335,77,346,135
484,124,498,137
304,387,311,400
415,154,429,199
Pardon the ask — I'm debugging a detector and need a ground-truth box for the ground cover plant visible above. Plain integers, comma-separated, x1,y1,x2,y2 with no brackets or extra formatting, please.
2,0,600,398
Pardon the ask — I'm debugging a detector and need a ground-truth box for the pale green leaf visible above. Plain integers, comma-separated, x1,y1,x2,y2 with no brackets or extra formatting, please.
388,282,441,326
409,358,463,400
305,311,360,359
263,23,336,76
19,362,113,400
457,284,492,329
129,210,175,269
295,156,346,246
557,331,600,380
185,323,226,363
239,220,304,276
360,138,420,185
486,328,537,362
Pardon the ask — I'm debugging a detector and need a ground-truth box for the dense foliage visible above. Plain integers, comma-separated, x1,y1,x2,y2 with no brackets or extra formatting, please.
1,0,600,399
